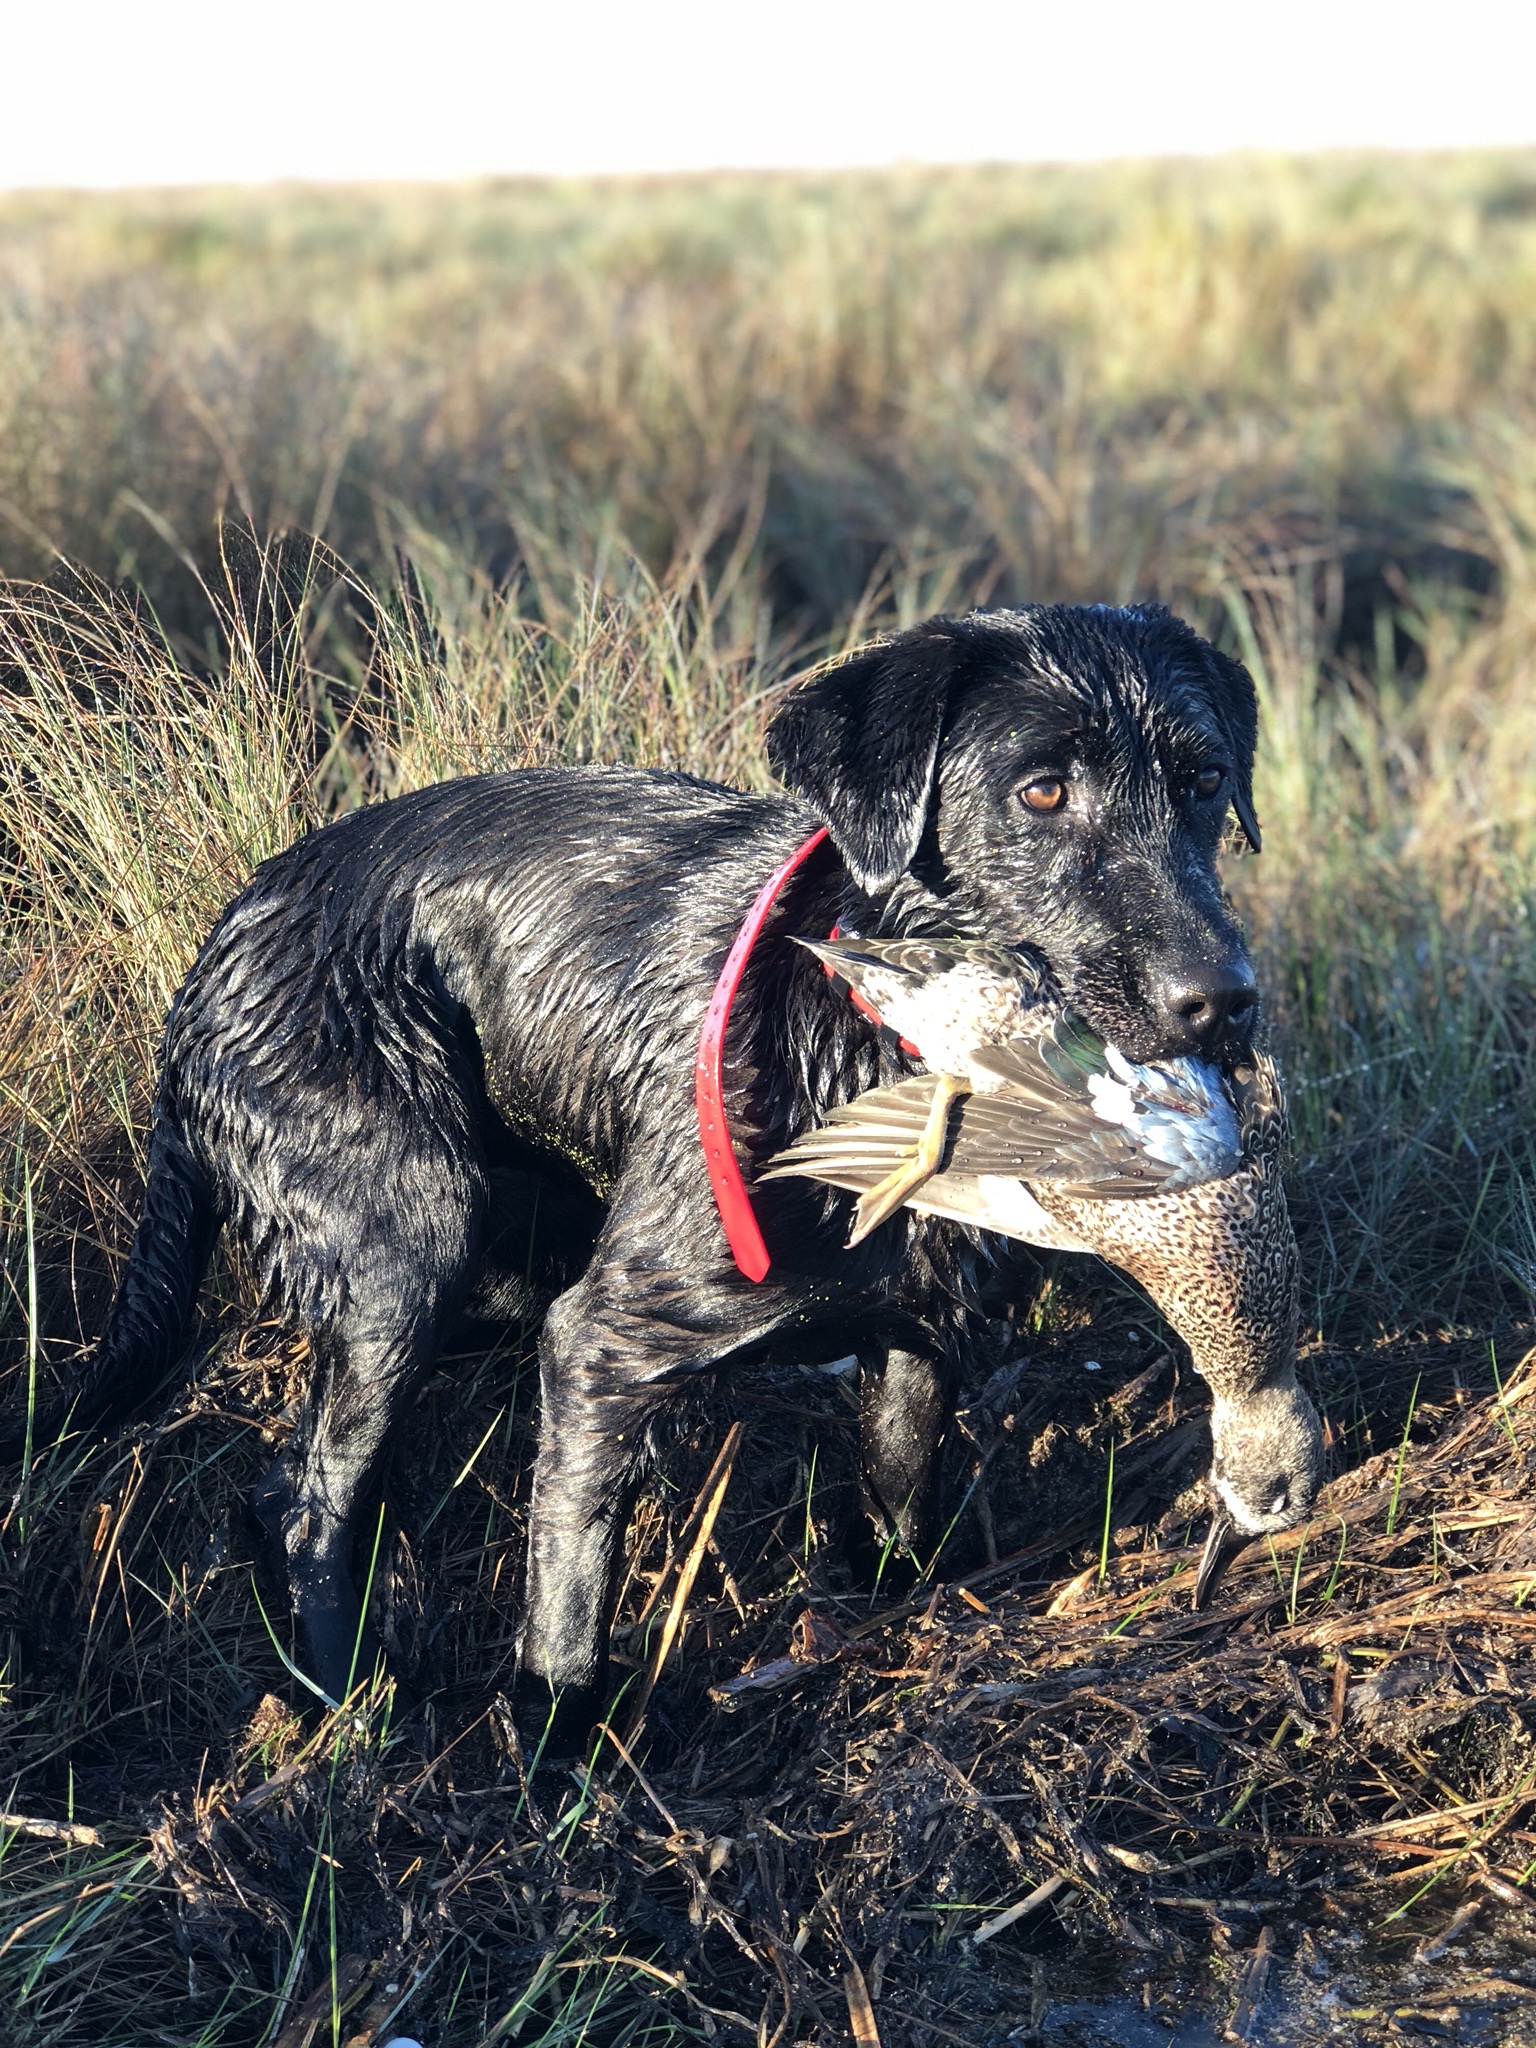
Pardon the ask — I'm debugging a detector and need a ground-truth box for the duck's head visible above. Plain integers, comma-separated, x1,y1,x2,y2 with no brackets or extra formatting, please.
1208,1374,1324,1535
1195,1373,1325,1606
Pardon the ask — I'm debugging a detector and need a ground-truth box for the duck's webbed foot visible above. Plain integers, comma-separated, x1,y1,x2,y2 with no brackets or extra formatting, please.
847,1072,965,1246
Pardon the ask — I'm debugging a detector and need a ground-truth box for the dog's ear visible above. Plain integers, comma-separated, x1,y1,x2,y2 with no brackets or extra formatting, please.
766,623,970,893
1204,646,1262,853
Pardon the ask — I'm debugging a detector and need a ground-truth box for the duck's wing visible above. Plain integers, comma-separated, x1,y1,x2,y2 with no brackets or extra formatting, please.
758,1076,961,1184
945,1025,1183,1190
963,1021,1105,1119
796,935,955,981
761,1072,1183,1199
949,1093,1176,1192
968,1023,1244,1191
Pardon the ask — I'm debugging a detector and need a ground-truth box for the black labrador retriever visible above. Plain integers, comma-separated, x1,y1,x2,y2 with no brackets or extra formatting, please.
37,603,1262,1731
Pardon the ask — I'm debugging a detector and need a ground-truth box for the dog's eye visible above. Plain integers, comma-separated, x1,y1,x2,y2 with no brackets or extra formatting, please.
1018,778,1068,813
1193,767,1226,801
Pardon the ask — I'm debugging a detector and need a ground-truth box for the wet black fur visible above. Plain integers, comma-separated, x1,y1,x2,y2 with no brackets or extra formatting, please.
24,603,1262,1734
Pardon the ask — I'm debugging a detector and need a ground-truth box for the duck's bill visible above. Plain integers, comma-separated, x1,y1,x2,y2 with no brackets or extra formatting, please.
1193,1510,1250,1611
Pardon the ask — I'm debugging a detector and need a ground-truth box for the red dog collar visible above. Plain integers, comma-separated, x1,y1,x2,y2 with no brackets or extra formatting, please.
694,830,925,1281
695,827,829,1281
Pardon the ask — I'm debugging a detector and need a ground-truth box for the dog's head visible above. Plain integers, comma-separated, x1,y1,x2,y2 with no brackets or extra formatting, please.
766,604,1262,1065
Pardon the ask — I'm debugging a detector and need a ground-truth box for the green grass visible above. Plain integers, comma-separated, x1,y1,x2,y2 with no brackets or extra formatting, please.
0,154,1533,2044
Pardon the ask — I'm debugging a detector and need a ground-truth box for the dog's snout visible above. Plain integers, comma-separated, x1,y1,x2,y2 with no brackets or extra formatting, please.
1154,963,1258,1053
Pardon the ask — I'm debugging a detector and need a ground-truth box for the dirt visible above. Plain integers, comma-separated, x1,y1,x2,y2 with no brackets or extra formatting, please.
3,1278,1536,2045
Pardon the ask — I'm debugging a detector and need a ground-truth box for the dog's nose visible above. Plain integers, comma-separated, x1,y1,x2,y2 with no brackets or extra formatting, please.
1153,963,1258,1054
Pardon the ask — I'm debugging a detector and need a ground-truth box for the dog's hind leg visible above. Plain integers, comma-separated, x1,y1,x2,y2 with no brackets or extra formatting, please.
252,1155,487,1707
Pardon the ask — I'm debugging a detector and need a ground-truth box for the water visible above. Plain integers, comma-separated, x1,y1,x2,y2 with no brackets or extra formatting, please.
984,1894,1536,2046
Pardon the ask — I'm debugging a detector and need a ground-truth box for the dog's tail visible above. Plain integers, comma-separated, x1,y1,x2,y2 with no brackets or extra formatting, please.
5,1104,218,1469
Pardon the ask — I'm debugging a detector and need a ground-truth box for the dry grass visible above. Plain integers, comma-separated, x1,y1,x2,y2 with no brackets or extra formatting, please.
0,156,1534,2043
4,1290,1535,2045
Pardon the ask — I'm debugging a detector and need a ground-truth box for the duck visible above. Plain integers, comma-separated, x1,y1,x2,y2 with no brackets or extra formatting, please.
766,935,1323,1600
784,934,1245,1245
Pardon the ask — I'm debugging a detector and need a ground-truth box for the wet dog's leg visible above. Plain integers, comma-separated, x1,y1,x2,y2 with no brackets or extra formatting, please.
514,1228,773,1747
857,1346,956,1570
517,1383,651,1737
514,1279,678,1745
252,1153,486,1706
262,1306,443,1703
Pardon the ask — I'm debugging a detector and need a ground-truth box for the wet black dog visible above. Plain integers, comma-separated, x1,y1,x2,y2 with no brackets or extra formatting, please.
33,604,1262,1732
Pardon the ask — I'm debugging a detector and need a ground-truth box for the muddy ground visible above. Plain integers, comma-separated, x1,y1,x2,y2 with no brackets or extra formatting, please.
3,1261,1536,2046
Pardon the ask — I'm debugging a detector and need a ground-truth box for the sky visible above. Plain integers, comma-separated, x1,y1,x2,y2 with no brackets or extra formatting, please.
2,0,1534,189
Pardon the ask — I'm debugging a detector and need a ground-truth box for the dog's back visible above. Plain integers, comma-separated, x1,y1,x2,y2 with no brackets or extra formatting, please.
169,768,806,1213
26,765,812,1516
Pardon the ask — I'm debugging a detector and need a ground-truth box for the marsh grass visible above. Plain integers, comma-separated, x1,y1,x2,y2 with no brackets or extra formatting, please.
0,157,1533,2044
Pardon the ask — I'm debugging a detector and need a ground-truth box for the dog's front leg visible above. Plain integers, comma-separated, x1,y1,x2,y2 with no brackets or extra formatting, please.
516,1406,651,1747
857,1346,957,1576
513,1267,689,1749
512,1211,781,1751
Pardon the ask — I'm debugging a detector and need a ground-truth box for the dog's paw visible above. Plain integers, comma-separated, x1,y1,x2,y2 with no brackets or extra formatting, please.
509,1669,609,1764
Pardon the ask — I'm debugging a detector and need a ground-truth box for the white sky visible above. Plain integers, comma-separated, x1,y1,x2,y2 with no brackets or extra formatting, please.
2,0,1533,189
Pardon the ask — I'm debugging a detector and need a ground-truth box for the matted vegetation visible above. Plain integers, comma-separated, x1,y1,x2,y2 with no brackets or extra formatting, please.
1,157,1535,2044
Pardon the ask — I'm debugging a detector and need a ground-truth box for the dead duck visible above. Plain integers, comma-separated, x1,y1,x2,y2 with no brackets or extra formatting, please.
769,937,1323,1600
